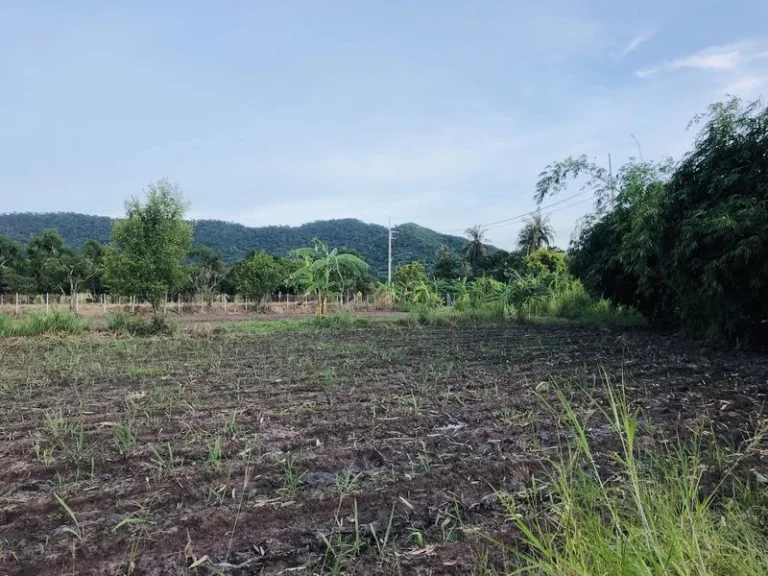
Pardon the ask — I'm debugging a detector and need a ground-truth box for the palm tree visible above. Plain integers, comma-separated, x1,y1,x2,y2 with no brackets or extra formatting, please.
464,225,487,270
517,211,555,255
290,239,369,316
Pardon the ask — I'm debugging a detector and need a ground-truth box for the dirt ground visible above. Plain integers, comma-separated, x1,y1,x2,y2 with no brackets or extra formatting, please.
1,323,767,575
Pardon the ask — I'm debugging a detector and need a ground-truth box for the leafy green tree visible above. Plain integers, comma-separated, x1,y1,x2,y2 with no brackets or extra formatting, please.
232,250,283,308
0,237,30,294
290,239,369,316
394,261,427,287
26,230,69,294
524,248,566,276
276,256,304,294
26,230,98,312
463,225,488,272
551,97,768,344
517,211,555,254
103,180,193,314
81,240,105,297
189,246,227,307
433,245,460,280
661,98,768,343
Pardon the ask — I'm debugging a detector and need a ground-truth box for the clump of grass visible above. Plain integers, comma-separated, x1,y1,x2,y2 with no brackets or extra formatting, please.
482,378,768,575
398,305,505,327
112,421,135,455
105,312,175,336
278,454,306,499
0,311,90,337
537,284,644,326
312,311,370,330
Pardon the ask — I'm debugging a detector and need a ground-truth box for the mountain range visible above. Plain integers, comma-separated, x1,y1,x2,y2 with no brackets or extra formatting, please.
0,212,476,278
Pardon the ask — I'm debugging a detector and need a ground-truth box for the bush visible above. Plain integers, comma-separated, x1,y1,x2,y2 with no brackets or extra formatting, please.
0,311,90,337
567,98,768,345
483,381,768,575
105,311,175,336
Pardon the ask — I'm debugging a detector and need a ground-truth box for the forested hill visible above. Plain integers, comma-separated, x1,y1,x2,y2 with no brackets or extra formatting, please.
0,212,472,277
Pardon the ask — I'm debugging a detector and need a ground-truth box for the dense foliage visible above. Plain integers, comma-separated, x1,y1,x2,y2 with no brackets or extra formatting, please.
549,98,768,345
0,214,475,278
103,180,193,313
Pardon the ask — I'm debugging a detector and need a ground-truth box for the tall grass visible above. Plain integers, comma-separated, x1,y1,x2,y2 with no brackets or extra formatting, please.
483,379,768,575
105,311,175,336
535,282,643,325
0,311,90,337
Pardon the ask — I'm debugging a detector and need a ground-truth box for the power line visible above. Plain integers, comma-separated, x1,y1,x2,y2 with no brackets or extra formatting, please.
484,197,593,234
479,189,595,232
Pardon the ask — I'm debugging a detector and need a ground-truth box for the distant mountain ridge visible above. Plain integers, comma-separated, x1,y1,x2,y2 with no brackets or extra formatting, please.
0,212,476,278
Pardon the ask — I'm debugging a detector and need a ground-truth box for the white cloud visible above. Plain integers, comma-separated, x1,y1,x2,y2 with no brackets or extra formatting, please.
618,28,657,59
636,40,768,77
722,75,768,98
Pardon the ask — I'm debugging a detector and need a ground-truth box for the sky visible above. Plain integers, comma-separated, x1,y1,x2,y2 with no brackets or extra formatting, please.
2,1,767,250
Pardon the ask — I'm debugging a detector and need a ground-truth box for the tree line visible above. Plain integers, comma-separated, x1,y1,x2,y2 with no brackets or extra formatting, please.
539,97,768,346
0,180,558,315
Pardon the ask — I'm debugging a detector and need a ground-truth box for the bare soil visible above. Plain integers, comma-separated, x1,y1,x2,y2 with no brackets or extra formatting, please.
1,323,766,575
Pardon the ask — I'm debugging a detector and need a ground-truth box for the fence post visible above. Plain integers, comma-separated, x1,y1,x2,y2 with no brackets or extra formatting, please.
15,293,19,315
46,293,49,313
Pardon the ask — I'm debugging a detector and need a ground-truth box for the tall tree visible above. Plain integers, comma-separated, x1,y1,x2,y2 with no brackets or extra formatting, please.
232,250,283,308
0,237,30,295
103,179,193,314
290,239,369,316
26,230,98,312
81,240,105,297
189,246,227,308
517,211,555,254
463,225,487,271
433,245,460,280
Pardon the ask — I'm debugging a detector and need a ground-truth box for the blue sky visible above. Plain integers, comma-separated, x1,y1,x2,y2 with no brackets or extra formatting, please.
2,1,767,249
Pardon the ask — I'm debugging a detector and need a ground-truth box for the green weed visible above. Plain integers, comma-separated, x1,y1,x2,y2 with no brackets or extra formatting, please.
478,376,768,576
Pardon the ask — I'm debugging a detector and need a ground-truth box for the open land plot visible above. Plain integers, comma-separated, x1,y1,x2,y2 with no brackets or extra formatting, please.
1,323,767,575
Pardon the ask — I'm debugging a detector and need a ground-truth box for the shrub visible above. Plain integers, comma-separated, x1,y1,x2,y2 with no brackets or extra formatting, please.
105,311,175,336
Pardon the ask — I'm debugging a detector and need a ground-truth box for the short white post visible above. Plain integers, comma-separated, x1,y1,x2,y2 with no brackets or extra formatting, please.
46,293,49,313
15,293,19,315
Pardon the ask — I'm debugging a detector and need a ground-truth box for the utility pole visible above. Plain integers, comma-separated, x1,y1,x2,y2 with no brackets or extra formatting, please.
387,218,393,284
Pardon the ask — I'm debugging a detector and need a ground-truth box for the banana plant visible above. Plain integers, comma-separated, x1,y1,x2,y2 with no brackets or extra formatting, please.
412,280,441,307
503,272,551,319
452,277,471,310
290,239,369,316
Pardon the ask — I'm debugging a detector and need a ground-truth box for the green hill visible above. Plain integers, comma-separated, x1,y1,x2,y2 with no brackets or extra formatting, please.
0,212,476,278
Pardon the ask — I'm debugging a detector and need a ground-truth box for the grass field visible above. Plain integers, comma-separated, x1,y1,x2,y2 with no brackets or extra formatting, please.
1,320,767,575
